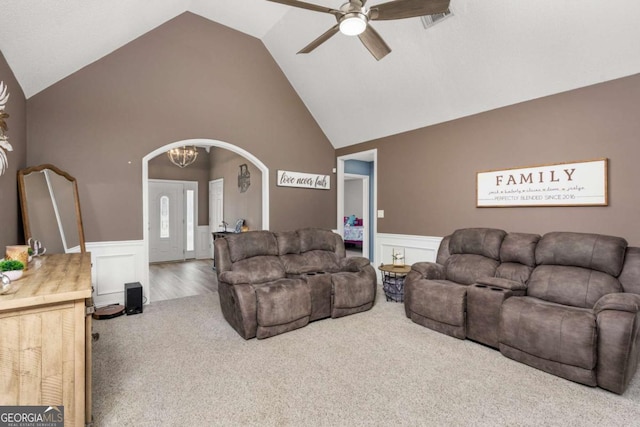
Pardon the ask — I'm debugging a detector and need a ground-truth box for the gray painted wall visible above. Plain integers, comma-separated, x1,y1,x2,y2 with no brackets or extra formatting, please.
338,74,640,245
0,51,27,250
25,13,336,243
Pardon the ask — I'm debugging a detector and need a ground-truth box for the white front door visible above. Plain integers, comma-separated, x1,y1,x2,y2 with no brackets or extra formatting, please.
149,180,184,262
209,179,224,257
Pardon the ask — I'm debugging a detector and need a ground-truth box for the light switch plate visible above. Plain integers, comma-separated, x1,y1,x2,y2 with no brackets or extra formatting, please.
377,210,384,218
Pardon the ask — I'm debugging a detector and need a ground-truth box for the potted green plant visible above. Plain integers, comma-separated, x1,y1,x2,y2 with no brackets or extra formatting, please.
0,259,25,281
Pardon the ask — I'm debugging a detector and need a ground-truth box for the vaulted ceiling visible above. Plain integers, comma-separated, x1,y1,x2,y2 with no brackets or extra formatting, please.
1,0,639,148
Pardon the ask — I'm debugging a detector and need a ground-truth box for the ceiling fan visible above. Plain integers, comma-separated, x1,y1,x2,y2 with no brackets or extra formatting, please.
267,0,450,60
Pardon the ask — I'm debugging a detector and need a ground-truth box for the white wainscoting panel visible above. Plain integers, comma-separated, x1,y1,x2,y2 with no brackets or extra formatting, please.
196,225,211,260
375,234,443,280
86,240,146,307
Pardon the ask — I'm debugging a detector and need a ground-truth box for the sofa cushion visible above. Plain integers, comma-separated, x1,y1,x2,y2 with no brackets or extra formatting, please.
500,232,540,267
299,228,337,253
445,254,500,285
528,265,622,308
500,297,597,371
255,279,310,327
275,230,300,255
332,271,376,310
535,232,628,277
408,279,467,327
232,256,285,284
226,231,278,263
448,228,506,261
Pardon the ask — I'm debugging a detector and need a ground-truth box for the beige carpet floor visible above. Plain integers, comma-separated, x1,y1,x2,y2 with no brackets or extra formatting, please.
92,289,640,426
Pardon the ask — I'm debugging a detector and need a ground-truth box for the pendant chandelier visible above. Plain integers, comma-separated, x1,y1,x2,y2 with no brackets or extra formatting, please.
167,146,198,168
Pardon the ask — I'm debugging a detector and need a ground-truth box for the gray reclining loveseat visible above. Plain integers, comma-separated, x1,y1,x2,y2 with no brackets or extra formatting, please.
405,228,640,394
215,228,376,339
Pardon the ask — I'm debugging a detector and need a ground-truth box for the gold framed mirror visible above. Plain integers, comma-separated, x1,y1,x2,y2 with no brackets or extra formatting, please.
18,164,86,254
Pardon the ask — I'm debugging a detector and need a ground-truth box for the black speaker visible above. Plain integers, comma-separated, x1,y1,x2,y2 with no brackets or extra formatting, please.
124,282,143,315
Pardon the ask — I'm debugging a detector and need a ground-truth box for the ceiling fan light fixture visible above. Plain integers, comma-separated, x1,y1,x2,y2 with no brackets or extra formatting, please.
339,13,367,36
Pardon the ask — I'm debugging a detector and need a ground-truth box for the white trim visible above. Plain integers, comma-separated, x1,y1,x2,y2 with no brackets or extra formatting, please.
143,139,270,303
375,233,443,278
86,240,146,307
343,173,370,259
337,149,377,260
209,178,224,259
196,225,211,260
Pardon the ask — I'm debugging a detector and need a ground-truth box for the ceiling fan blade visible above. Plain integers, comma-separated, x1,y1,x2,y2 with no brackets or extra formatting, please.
298,24,341,54
267,0,341,17
358,25,391,61
370,0,450,20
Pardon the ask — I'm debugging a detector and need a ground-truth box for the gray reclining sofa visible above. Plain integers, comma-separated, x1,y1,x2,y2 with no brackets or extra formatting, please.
405,228,640,394
215,228,376,340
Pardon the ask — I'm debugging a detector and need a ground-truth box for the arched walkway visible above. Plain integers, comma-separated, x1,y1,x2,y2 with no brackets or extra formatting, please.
141,138,269,303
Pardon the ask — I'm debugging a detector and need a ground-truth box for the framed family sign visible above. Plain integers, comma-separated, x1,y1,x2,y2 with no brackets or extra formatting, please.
477,158,608,207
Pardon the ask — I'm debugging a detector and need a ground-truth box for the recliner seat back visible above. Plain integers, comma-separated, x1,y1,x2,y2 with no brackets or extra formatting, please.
225,230,285,283
496,232,540,283
444,228,506,285
298,228,343,273
275,228,346,274
528,232,627,308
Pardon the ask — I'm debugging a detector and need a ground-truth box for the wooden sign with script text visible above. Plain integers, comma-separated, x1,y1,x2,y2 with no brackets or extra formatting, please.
477,158,608,207
277,170,330,190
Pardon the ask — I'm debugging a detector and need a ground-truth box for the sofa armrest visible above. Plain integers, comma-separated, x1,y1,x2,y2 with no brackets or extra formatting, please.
594,292,640,394
594,293,640,314
341,256,370,272
475,277,526,291
410,262,445,280
219,270,252,285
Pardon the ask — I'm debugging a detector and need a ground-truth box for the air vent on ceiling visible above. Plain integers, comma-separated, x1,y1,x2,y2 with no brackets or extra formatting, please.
420,8,453,29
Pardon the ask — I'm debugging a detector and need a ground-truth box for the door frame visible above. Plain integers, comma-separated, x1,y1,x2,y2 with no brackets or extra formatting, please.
142,138,270,303
343,173,370,259
209,178,224,258
337,149,377,263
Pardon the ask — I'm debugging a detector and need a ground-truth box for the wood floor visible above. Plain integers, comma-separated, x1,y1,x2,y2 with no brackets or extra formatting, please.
149,259,217,302
149,250,363,303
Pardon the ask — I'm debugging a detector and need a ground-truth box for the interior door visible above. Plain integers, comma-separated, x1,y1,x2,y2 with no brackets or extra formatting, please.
209,179,224,257
149,180,184,262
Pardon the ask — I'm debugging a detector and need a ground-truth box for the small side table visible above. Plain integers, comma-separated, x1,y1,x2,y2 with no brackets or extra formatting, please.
379,264,411,302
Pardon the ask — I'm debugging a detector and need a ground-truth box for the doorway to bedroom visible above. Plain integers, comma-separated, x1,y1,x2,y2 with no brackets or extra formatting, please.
344,174,369,258
337,149,377,262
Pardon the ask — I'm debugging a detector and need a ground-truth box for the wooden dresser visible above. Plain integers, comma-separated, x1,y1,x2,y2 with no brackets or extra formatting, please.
0,253,92,427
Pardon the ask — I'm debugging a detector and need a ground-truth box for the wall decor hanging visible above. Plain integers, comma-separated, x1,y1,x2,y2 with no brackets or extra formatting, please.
0,81,12,177
277,170,330,190
477,158,608,207
238,163,250,193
